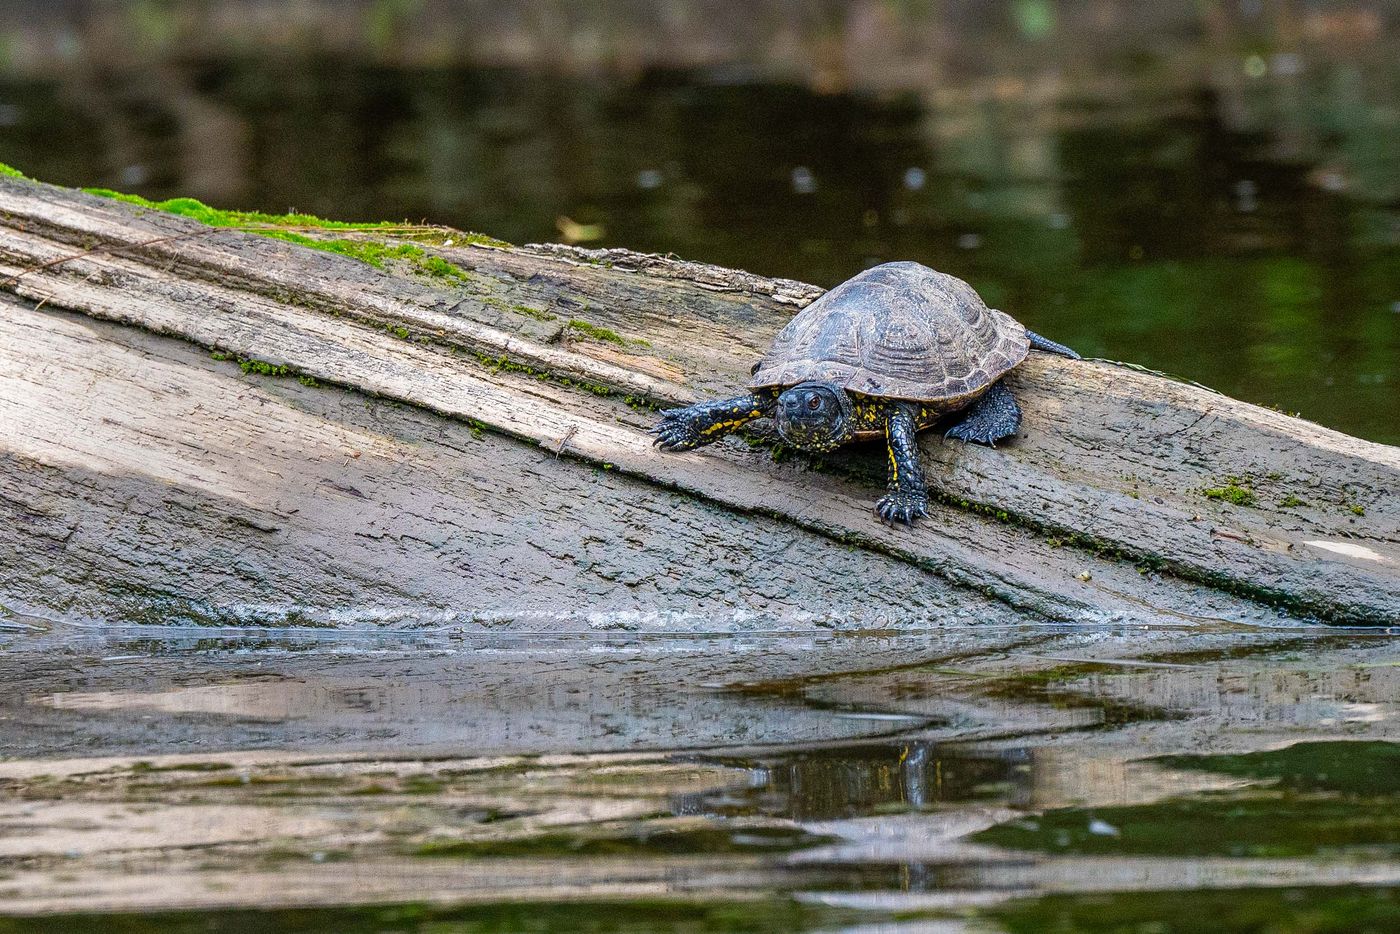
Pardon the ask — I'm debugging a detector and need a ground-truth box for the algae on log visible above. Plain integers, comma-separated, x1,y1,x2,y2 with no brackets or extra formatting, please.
0,176,1395,628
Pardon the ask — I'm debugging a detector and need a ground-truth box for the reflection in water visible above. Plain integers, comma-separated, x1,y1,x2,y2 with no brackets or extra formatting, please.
0,20,1397,441
991,885,1400,934
0,900,876,933
0,625,1399,925
3,886,1399,933
682,742,1032,820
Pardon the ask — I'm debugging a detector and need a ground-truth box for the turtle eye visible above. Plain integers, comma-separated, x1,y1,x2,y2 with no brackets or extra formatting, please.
805,394,822,411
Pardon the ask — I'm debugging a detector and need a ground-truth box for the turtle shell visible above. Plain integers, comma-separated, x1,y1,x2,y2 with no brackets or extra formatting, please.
750,261,1029,403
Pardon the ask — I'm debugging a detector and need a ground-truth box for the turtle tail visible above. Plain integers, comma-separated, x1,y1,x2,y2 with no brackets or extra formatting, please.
1026,329,1080,360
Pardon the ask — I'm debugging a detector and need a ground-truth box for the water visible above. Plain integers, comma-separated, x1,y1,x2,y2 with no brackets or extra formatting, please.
1,622,1398,930
0,39,1397,442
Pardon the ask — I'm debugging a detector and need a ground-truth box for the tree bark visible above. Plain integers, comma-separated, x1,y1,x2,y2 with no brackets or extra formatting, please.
0,176,1395,628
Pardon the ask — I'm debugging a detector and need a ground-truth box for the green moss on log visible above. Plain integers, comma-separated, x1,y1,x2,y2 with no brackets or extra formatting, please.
82,189,475,283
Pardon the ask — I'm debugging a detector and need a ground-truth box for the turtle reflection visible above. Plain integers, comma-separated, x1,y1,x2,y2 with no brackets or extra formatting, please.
679,741,1032,821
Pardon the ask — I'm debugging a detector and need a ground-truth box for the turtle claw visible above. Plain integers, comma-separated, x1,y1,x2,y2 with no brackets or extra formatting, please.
876,491,930,526
650,408,704,451
945,422,994,445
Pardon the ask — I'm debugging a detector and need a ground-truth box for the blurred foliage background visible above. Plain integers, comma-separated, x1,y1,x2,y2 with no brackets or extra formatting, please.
0,1,1396,442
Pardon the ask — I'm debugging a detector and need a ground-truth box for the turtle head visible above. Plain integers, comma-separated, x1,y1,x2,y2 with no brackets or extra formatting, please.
774,381,855,452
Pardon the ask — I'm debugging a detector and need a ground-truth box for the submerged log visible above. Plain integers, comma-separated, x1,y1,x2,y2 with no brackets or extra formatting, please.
0,175,1395,628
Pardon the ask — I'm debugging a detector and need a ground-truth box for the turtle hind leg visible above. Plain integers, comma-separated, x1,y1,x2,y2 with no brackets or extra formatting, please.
945,379,1022,446
1026,329,1080,360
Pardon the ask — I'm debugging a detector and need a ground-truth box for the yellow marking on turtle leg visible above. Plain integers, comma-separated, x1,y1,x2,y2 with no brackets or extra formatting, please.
699,408,766,436
887,434,899,486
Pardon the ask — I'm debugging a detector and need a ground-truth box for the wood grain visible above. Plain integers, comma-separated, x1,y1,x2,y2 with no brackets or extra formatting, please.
0,176,1394,626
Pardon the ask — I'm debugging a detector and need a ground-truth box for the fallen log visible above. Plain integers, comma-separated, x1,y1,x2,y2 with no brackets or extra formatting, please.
0,174,1395,628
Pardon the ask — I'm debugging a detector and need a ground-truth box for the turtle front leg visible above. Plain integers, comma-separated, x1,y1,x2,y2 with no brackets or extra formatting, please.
651,393,774,451
876,401,930,525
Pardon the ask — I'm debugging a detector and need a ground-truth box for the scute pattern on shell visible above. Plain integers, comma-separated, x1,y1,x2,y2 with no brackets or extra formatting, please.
750,261,1030,402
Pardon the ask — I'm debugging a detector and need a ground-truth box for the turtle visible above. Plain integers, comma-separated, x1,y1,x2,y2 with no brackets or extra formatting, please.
650,261,1079,525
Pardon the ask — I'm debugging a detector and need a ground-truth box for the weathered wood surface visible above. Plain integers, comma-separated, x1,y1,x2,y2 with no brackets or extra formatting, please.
0,176,1396,628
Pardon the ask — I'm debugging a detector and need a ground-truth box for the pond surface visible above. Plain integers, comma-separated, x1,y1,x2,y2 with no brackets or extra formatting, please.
1,621,1397,931
0,11,1396,442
